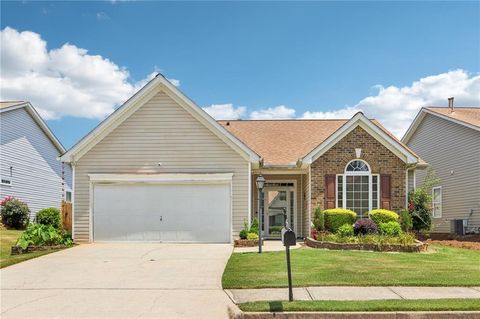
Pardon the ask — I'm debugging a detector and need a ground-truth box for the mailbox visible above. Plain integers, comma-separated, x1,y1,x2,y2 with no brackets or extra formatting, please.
281,228,296,247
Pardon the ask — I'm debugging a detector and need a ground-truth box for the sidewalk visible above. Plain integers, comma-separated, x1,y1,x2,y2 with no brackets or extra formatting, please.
225,286,480,303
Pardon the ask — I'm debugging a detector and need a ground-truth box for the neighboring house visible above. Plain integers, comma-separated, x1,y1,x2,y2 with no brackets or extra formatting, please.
402,102,480,234
60,74,424,243
0,101,72,220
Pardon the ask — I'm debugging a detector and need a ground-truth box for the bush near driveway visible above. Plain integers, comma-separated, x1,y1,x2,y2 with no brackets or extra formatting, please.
16,223,73,250
36,207,61,229
323,208,356,232
0,229,66,268
1,197,30,229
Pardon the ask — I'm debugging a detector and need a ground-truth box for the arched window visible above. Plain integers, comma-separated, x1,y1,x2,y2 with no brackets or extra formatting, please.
345,160,370,173
336,160,379,217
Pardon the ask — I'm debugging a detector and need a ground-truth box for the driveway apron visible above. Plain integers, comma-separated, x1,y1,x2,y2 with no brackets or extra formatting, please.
0,243,234,318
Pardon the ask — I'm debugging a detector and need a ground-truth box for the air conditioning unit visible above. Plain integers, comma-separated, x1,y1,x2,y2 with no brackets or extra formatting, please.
451,219,467,236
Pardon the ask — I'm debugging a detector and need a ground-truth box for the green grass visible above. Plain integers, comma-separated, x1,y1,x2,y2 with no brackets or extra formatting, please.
239,299,480,312
222,246,480,288
0,229,64,268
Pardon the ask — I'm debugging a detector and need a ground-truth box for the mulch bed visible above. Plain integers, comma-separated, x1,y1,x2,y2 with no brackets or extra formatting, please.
305,237,427,253
234,239,264,247
428,239,480,250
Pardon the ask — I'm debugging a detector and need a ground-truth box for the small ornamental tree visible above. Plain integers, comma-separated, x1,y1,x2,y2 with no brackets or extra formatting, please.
408,189,432,233
1,197,30,229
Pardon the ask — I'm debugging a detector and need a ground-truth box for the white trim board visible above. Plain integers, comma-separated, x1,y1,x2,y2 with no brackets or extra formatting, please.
302,112,419,165
60,74,259,164
402,107,480,144
88,173,234,184
0,102,66,153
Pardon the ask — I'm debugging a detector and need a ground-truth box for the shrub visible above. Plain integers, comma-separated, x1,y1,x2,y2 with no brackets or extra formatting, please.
1,197,30,229
324,208,356,233
369,209,399,224
247,232,259,240
239,229,248,239
379,221,403,237
398,209,413,232
16,223,73,249
353,218,378,235
313,207,325,231
336,224,354,237
250,217,259,234
408,189,432,232
36,207,61,229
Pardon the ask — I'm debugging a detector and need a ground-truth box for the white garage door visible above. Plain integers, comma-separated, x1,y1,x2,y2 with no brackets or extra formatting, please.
93,182,231,242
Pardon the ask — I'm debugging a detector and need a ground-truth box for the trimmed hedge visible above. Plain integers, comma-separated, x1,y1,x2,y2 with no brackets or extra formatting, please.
369,209,399,224
324,208,356,233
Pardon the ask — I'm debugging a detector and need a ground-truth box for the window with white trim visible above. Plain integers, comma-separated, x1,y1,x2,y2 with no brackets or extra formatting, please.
336,160,379,218
432,186,442,218
65,191,72,203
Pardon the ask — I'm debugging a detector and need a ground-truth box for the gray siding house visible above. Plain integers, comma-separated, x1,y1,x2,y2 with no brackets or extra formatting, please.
402,103,480,234
0,101,72,219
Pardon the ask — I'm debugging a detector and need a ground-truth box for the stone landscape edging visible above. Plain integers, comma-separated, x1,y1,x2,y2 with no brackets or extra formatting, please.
11,244,70,255
305,237,427,253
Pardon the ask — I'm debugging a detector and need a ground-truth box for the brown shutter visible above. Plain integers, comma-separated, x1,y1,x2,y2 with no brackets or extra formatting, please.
325,175,336,209
380,174,391,210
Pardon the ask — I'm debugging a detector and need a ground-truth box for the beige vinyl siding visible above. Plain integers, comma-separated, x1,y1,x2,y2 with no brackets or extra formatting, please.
251,173,304,237
302,170,311,238
408,113,480,233
73,90,249,241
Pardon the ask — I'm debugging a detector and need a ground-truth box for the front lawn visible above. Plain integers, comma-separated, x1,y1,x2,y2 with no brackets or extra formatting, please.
0,229,63,268
239,299,480,312
222,245,480,288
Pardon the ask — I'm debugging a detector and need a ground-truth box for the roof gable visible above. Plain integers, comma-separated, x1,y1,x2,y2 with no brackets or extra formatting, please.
0,101,65,153
302,112,419,166
60,74,259,163
403,107,480,144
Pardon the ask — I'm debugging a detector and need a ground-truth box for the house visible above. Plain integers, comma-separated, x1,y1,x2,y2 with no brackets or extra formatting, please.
0,101,72,220
60,74,423,243
402,100,480,235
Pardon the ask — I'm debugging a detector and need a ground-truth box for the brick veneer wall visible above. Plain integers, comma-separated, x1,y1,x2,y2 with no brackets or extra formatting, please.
310,126,407,215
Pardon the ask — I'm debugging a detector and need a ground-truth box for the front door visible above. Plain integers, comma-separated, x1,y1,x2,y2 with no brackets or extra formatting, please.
263,184,295,238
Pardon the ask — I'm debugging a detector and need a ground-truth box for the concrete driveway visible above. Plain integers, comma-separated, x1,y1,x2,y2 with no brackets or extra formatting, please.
0,243,235,318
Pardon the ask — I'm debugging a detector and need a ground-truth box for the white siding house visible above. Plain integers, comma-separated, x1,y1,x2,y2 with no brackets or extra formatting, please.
0,102,71,219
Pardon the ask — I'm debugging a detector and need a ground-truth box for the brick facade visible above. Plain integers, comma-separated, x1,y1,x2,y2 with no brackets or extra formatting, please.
310,126,407,215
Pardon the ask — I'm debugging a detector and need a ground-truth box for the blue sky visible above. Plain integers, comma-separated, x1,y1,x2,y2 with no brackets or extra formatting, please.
1,1,479,148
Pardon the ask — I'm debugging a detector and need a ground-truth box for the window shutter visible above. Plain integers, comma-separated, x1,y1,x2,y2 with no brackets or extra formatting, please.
325,175,336,209
380,174,391,210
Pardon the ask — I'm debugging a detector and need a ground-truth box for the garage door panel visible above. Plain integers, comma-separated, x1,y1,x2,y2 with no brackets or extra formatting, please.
93,183,230,242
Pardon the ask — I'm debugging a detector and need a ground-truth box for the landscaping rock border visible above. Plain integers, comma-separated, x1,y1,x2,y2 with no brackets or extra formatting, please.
11,244,70,255
235,239,264,247
305,237,427,253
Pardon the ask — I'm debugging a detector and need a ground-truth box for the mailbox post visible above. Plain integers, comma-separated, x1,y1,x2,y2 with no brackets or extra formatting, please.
281,227,296,302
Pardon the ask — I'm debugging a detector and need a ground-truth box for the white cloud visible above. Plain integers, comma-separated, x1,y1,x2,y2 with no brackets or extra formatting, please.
302,106,360,120
302,70,480,137
0,27,156,120
202,103,246,120
250,105,296,120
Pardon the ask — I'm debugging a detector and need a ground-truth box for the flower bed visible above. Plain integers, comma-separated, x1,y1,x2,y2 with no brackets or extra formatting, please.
11,244,71,255
234,239,264,247
305,236,427,252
